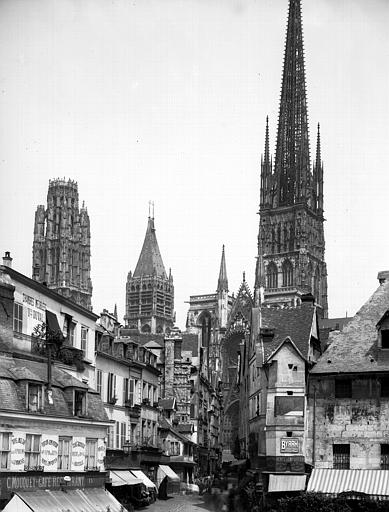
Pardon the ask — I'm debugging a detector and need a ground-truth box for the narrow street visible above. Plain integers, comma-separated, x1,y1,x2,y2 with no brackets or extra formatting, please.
146,494,214,512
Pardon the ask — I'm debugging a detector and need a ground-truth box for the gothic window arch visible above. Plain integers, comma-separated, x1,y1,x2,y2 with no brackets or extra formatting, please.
282,260,293,287
267,262,278,289
141,324,151,333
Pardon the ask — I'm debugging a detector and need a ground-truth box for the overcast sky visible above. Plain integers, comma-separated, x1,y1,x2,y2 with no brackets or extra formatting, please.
1,0,389,328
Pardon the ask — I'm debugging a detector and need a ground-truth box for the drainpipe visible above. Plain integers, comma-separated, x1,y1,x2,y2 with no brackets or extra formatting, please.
312,386,317,467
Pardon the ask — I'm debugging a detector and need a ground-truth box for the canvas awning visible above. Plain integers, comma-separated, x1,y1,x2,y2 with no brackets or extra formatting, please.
2,488,124,512
158,464,180,481
110,470,142,487
45,310,63,339
268,474,307,493
307,469,389,499
130,469,157,489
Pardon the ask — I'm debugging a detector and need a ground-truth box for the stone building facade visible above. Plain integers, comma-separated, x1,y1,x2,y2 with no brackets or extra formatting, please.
124,215,174,334
254,0,328,318
32,178,92,311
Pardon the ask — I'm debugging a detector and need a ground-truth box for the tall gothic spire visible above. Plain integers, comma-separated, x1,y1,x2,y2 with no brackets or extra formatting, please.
274,0,310,207
260,116,273,209
217,245,228,293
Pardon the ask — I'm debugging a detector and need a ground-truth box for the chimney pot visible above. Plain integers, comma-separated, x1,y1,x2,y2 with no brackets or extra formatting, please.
2,252,12,268
378,271,389,285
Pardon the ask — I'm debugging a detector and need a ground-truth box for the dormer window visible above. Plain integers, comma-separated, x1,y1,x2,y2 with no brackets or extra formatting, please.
377,312,389,348
382,330,389,349
74,390,87,416
27,383,43,412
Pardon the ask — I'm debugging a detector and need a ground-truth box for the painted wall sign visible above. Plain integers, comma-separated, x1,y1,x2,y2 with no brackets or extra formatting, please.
97,439,106,471
71,437,85,471
9,432,26,471
41,435,58,470
280,437,300,453
21,292,47,334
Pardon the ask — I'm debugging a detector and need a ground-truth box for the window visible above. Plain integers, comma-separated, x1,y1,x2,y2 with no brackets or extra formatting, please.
128,379,135,406
123,378,129,405
381,445,389,469
107,373,116,403
382,330,389,349
282,260,293,287
85,439,97,470
170,441,180,456
25,434,41,469
0,432,11,469
333,444,350,469
335,379,352,398
27,383,43,412
81,326,88,355
107,426,114,449
58,437,72,470
69,322,76,346
13,303,23,333
74,390,87,416
115,422,120,449
96,370,102,397
267,262,278,289
120,423,126,449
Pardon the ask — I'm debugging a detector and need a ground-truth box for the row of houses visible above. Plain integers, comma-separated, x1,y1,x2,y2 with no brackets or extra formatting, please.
230,271,389,500
0,254,223,510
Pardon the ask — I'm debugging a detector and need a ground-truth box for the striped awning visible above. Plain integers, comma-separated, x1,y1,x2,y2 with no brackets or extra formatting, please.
110,470,142,487
268,474,307,493
307,469,389,498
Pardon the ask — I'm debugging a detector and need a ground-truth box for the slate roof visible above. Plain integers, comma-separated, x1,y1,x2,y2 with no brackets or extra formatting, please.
133,217,167,278
258,304,316,361
159,417,194,444
312,280,389,375
0,356,108,421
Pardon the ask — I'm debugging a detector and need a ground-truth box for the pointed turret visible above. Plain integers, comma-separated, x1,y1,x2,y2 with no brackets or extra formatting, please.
314,123,324,214
133,216,167,278
274,0,310,207
217,245,228,293
260,116,273,209
113,303,118,320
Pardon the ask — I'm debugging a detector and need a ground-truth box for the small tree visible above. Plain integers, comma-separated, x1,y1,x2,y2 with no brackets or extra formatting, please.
31,322,63,389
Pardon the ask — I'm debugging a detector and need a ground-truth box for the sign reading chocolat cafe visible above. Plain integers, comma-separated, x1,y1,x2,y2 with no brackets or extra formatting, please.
0,473,107,500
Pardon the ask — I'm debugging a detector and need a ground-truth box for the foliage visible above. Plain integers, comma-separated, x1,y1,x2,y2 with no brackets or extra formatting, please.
31,322,63,357
277,493,352,512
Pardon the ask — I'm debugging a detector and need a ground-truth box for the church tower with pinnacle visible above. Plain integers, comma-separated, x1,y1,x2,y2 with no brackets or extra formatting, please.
32,178,93,310
124,209,174,334
254,0,328,317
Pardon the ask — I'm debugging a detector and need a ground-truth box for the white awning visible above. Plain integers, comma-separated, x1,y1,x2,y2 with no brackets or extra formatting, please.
158,464,180,481
110,470,142,487
268,474,307,493
130,469,156,489
2,488,124,512
307,469,389,498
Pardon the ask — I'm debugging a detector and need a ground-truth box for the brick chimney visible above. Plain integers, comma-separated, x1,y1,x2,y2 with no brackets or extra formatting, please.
378,271,389,285
2,252,12,268
0,270,15,353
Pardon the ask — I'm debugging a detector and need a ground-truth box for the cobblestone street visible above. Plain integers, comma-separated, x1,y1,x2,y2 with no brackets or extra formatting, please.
146,494,214,512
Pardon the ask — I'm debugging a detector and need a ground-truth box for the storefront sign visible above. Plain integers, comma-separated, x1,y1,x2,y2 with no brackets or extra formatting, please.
9,433,26,471
71,438,85,471
41,435,58,470
280,437,300,453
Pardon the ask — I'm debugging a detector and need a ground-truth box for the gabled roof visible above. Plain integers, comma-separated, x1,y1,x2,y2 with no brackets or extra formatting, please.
258,304,317,361
265,335,307,364
227,277,254,330
312,280,389,375
133,217,167,278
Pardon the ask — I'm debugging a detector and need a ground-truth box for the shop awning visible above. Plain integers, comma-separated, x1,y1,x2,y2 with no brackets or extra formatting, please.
130,469,157,489
307,469,389,499
268,474,307,493
45,310,63,339
110,470,143,486
158,464,180,481
2,488,124,512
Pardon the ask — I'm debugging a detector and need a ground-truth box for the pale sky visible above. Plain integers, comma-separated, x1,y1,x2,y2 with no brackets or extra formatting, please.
1,0,389,328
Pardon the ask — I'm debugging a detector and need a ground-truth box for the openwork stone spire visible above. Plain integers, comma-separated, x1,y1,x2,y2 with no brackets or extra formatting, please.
217,245,228,293
274,0,310,207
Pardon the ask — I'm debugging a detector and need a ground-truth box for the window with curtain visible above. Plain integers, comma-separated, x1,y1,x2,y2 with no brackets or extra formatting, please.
85,439,97,470
25,434,41,469
0,432,11,469
58,437,72,470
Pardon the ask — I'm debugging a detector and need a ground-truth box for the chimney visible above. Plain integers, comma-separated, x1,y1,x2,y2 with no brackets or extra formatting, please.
2,252,12,268
301,293,315,306
378,271,389,285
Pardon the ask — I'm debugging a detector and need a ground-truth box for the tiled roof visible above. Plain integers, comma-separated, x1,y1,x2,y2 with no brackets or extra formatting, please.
258,305,316,361
133,217,167,278
312,281,389,375
0,356,108,421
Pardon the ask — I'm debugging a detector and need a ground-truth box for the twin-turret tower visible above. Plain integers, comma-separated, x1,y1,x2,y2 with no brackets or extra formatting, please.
254,0,328,317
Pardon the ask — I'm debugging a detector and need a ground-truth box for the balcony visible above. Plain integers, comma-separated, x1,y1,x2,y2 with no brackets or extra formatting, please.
128,404,141,419
31,338,85,371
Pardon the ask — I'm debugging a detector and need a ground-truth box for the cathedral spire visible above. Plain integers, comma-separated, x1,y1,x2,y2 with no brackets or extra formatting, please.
315,123,324,214
217,245,228,293
133,212,167,278
274,0,310,207
260,116,272,209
